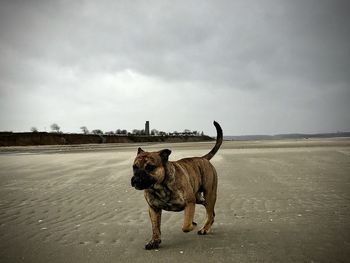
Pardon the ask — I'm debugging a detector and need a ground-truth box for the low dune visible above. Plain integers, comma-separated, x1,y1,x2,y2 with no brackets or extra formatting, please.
0,139,349,262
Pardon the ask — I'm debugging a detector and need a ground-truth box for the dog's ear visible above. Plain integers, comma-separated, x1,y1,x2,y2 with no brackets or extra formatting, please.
137,147,144,155
159,149,171,163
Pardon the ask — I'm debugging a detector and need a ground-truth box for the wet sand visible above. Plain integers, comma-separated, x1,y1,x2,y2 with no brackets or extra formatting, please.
0,139,349,262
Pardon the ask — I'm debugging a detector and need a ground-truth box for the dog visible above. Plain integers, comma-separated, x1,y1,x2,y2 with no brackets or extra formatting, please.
131,121,223,249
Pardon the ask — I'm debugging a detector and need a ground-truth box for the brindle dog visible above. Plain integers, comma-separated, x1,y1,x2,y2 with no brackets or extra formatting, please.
131,121,223,249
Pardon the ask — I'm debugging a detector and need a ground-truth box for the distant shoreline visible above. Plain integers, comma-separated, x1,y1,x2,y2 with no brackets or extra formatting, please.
1,131,350,147
224,132,350,141
0,132,214,147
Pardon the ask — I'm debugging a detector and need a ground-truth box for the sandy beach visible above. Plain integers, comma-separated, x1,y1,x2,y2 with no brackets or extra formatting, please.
0,139,349,263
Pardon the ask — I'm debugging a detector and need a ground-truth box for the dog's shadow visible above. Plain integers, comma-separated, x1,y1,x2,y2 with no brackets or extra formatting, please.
158,224,246,251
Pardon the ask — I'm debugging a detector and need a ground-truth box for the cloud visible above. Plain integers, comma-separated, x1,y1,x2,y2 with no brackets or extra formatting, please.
0,0,349,134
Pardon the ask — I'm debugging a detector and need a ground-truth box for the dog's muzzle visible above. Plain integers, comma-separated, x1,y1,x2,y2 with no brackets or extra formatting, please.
131,170,156,190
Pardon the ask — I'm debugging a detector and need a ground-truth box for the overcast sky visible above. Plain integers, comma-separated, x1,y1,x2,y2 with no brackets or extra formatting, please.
0,0,349,135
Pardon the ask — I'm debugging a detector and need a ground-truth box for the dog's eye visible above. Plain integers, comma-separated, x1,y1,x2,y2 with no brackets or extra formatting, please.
145,164,156,172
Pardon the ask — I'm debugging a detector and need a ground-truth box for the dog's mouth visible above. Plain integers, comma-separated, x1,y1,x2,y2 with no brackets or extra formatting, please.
131,174,156,190
133,184,148,190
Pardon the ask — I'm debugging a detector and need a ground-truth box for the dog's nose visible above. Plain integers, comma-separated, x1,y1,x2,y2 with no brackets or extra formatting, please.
131,176,138,187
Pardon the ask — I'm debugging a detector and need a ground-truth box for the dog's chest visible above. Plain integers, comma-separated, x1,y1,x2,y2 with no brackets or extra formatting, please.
146,185,185,212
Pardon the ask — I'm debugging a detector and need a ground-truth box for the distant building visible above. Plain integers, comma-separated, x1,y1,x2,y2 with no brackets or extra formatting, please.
145,121,150,136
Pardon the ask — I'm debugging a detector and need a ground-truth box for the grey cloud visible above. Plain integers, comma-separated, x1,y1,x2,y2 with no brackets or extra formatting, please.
0,0,349,134
2,0,349,86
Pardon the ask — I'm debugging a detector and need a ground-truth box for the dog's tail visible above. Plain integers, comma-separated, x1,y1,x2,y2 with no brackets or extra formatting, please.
202,121,223,160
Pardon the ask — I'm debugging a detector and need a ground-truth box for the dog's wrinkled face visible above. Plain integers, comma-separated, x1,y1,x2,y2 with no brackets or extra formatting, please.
131,148,171,190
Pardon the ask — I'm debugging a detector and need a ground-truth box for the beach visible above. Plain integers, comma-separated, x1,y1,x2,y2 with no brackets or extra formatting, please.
0,139,349,262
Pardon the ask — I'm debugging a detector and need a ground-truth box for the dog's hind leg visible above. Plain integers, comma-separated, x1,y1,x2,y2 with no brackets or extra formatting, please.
197,198,216,235
198,171,217,235
198,194,216,235
182,203,196,232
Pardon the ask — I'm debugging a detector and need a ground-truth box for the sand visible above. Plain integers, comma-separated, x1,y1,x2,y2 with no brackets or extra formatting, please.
0,139,349,263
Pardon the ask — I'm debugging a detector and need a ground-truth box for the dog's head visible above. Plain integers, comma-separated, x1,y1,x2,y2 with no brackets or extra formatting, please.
131,147,171,190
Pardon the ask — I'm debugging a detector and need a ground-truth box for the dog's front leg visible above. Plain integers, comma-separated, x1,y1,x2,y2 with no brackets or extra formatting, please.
145,206,162,250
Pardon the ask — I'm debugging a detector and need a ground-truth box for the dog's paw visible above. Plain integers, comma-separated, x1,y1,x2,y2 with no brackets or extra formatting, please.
145,239,161,250
182,222,197,233
197,229,208,235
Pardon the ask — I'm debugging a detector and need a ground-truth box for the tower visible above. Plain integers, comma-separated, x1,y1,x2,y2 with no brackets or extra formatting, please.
145,121,150,136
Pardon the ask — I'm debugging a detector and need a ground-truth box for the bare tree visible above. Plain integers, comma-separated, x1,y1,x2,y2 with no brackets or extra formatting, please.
31,127,38,133
50,123,61,133
92,129,103,135
80,126,89,134
132,129,141,135
183,129,191,136
151,129,159,136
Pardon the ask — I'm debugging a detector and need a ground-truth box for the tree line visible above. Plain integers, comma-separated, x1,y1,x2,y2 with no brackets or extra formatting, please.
30,124,205,137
